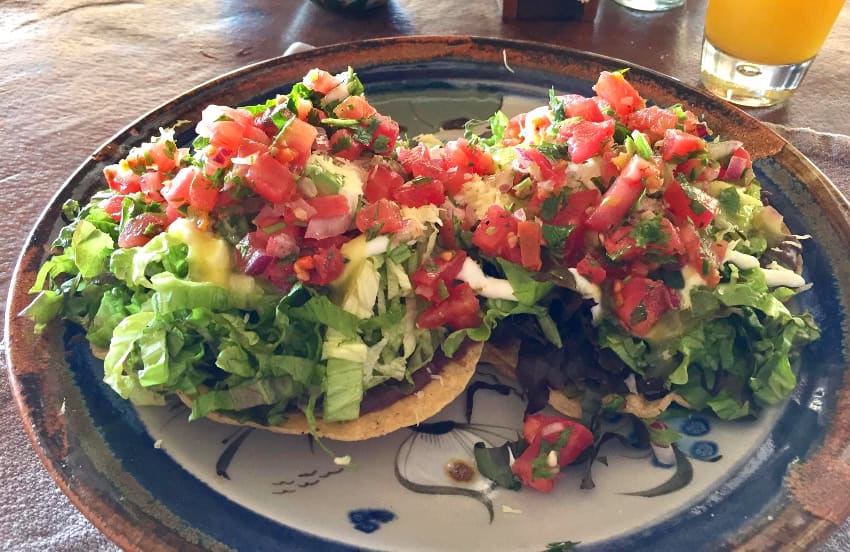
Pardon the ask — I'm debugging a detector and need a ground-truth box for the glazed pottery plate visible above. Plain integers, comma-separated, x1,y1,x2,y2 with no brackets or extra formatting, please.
6,37,850,551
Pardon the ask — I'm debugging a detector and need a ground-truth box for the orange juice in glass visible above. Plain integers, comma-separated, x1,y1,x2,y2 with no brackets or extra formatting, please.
701,0,846,107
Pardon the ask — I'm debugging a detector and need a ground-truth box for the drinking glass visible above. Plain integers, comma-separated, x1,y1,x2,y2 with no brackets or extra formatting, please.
612,0,685,11
701,0,846,107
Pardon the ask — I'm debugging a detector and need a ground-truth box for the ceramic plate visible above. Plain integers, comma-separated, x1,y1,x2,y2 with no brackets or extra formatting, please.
6,37,850,551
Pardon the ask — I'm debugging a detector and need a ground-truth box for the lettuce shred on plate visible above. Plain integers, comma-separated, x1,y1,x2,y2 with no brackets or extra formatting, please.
23,66,819,440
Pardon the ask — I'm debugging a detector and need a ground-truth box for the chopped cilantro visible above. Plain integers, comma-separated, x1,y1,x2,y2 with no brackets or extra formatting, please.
540,195,562,221
630,216,667,248
437,280,449,300
549,87,566,123
353,118,379,145
410,176,433,185
536,141,571,161
542,224,575,256
330,135,353,154
372,134,390,154
613,122,630,144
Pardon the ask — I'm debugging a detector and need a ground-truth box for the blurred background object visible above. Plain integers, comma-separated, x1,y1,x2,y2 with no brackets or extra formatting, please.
612,0,685,12
700,0,846,107
310,0,389,12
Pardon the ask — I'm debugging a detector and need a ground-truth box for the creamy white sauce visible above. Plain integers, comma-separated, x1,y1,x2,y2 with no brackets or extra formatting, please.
678,265,706,310
723,249,760,270
457,258,517,301
567,268,601,304
762,264,807,288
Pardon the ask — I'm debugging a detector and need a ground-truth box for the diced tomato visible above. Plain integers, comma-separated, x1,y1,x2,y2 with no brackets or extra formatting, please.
548,189,601,226
276,117,317,167
664,178,718,229
148,140,179,172
558,119,615,164
626,106,679,142
164,203,183,224
585,156,650,232
557,94,605,122
370,115,400,155
101,194,126,222
305,194,349,217
410,251,467,301
162,166,198,205
438,204,474,249
613,277,678,337
188,173,218,212
139,171,165,203
263,261,296,292
503,114,524,145
103,164,141,194
592,71,645,120
444,139,496,176
472,205,518,257
576,253,607,284
660,129,705,161
243,125,272,146
417,282,482,331
328,129,364,161
511,414,594,493
311,246,345,285
237,139,268,159
397,143,445,180
117,213,167,248
517,220,543,272
209,120,245,153
333,95,377,120
294,97,314,122
719,146,752,181
364,164,405,202
515,148,561,184
302,68,340,95
392,178,446,208
679,222,723,288
602,225,643,262
245,152,296,204
202,145,232,177
355,199,403,235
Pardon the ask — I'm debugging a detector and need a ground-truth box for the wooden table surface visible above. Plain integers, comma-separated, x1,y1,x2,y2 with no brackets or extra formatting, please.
1,0,848,549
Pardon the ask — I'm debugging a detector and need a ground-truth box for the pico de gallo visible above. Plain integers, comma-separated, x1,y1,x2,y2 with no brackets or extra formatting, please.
23,66,818,494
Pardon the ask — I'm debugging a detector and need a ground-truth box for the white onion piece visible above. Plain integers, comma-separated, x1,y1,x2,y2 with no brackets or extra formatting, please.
305,213,352,240
706,140,743,161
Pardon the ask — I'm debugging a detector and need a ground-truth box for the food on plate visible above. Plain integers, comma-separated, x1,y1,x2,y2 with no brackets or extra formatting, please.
465,70,819,427
22,66,819,486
